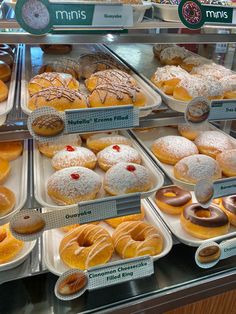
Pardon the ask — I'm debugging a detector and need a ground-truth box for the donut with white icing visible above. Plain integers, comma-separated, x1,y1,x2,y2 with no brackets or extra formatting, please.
160,46,190,66
191,63,232,80
220,75,236,99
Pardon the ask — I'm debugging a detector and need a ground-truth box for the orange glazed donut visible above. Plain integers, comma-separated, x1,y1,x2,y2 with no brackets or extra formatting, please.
151,135,198,165
0,141,23,161
0,157,10,184
59,224,114,270
105,206,145,228
112,221,163,258
0,186,15,217
216,149,236,177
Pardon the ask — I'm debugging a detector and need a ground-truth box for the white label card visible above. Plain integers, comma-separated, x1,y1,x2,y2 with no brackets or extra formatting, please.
209,101,236,121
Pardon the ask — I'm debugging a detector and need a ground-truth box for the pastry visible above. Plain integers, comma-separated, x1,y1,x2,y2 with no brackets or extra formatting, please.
57,272,88,296
197,245,221,264
104,162,153,196
39,58,80,79
11,211,45,235
151,135,198,165
191,63,232,80
0,80,8,102
97,144,142,171
155,186,192,215
0,158,10,183
195,131,234,159
105,206,145,228
181,56,212,72
32,114,64,137
112,221,163,258
216,149,236,177
220,75,236,99
0,186,15,217
221,196,236,227
180,203,229,239
0,51,13,67
0,44,14,57
40,44,72,54
174,154,222,184
160,46,190,66
0,61,11,82
177,123,209,141
59,224,114,270
0,141,23,161
28,87,88,111
52,145,97,170
47,166,102,205
153,44,175,59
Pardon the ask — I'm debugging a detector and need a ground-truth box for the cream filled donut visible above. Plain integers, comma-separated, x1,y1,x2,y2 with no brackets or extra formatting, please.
47,167,102,205
151,135,198,165
177,123,209,141
191,63,232,80
97,144,142,171
160,46,190,66
180,56,212,72
153,44,175,59
174,154,222,184
104,162,152,196
52,145,97,170
216,149,236,177
220,75,236,99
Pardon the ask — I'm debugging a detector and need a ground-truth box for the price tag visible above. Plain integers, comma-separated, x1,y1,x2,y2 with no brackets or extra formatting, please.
208,100,236,121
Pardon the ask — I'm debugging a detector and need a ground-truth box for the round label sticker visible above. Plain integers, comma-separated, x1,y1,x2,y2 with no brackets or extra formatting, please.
195,241,221,268
185,96,210,125
195,179,214,208
178,0,205,29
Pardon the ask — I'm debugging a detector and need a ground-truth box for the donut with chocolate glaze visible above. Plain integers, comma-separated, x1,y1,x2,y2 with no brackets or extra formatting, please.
197,245,221,264
180,203,229,239
221,196,236,227
155,186,192,215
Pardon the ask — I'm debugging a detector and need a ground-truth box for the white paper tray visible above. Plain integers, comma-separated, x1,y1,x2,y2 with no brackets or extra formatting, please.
149,193,236,247
42,199,173,276
21,45,161,117
0,141,28,225
153,3,179,22
34,130,164,209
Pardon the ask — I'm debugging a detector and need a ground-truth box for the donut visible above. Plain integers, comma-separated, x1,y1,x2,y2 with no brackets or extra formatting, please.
97,144,142,171
197,245,221,264
52,145,97,170
105,206,145,228
174,154,221,184
0,44,14,57
104,163,152,196
180,56,212,72
221,196,236,227
216,149,236,177
32,114,64,137
57,272,88,296
47,167,102,205
182,1,202,24
11,211,45,235
0,157,10,184
0,61,11,82
0,51,13,67
159,46,190,66
37,134,82,158
0,186,15,217
151,135,198,165
40,44,72,54
220,75,236,99
180,203,229,239
153,44,175,59
112,221,163,258
194,131,234,159
0,224,24,264
155,186,192,215
59,224,114,270
0,141,23,161
0,79,8,102
86,133,132,153
177,123,209,141
191,63,232,80
39,58,80,79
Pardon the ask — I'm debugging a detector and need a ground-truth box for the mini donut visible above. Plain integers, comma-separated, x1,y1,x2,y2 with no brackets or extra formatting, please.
155,186,192,215
0,51,13,67
97,144,142,171
105,206,145,228
191,63,232,80
177,123,209,141
180,56,212,72
153,44,175,59
216,149,236,177
160,46,190,66
194,131,234,159
52,145,97,170
0,141,23,161
112,221,163,258
11,211,45,235
0,80,8,102
180,203,229,239
174,154,221,184
0,44,14,57
151,135,198,165
197,245,221,264
221,196,236,227
59,224,114,270
0,224,24,264
0,186,15,217
220,75,236,99
0,61,11,82
0,157,10,184
57,272,88,296
104,162,152,196
47,167,102,205
86,133,132,153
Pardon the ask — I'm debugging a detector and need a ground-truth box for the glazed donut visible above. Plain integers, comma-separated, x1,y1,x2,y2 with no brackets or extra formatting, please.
104,163,152,196
153,44,175,59
47,167,102,205
112,221,163,258
180,56,212,72
221,196,236,227
216,149,236,177
52,146,97,170
0,51,13,67
151,135,198,165
57,272,88,296
159,46,190,66
174,154,221,184
197,245,221,264
0,61,11,82
191,63,232,80
0,141,23,161
180,203,229,239
195,131,234,159
0,80,8,102
177,123,209,141
97,144,141,171
59,224,114,270
0,224,24,264
220,75,236,99
105,206,145,228
0,44,14,57
155,186,192,215
0,186,15,217
11,211,45,235
0,157,10,184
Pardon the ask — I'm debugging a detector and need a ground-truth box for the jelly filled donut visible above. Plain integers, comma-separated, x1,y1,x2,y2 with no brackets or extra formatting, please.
155,186,192,215
180,203,229,239
221,196,236,227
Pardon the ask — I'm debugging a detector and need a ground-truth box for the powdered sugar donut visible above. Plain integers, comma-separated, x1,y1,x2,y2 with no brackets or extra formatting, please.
160,46,190,66
47,167,102,205
153,44,176,59
181,56,212,72
216,149,236,177
220,75,236,99
151,135,198,165
191,63,232,80
104,163,153,196
87,133,132,153
195,131,234,159
178,123,210,140
174,154,222,184
97,144,142,171
52,145,97,170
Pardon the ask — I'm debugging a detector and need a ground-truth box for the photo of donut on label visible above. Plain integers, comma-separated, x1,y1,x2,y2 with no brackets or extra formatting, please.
195,179,214,207
195,242,221,268
185,97,210,125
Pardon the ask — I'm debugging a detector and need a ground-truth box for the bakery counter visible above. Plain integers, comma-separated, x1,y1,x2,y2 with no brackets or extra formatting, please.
0,243,236,314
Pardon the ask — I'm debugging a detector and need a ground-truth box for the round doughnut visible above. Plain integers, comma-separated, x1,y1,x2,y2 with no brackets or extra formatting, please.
0,141,23,161
151,135,198,165
0,51,13,67
221,196,236,227
52,146,97,170
153,44,175,59
0,61,11,82
0,80,8,102
197,245,221,264
0,224,24,264
174,154,221,184
59,224,114,270
177,123,209,141
112,221,163,258
180,203,229,239
0,45,14,57
195,131,234,159
155,186,192,215
103,162,153,196
47,167,102,205
32,114,64,137
105,206,145,228
220,75,236,99
216,149,236,177
180,56,212,72
97,144,142,171
11,211,45,235
0,157,10,184
160,46,190,66
57,272,88,296
0,186,15,217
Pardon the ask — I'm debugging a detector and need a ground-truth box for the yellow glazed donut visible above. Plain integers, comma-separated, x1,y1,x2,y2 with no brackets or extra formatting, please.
0,141,23,161
0,186,15,217
216,149,236,177
59,224,114,270
112,221,163,258
105,206,145,228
